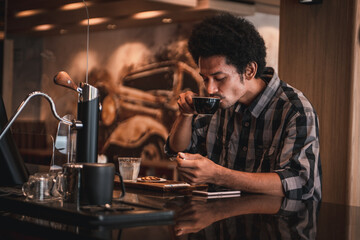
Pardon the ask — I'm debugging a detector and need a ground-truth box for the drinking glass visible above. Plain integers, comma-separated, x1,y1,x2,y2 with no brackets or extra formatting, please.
118,157,141,182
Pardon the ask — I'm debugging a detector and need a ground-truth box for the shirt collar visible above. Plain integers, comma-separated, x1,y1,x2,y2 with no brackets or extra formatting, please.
235,67,280,118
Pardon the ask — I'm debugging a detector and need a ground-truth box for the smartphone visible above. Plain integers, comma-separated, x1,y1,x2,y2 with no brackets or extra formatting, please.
192,187,241,200
192,189,241,196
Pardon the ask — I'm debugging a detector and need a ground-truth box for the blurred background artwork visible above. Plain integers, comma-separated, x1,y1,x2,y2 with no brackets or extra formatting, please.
1,0,279,179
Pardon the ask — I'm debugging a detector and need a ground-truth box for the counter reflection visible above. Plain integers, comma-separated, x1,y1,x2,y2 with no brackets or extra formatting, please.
168,194,319,240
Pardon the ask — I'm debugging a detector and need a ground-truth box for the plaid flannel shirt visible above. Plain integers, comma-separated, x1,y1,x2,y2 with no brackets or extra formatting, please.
166,68,322,200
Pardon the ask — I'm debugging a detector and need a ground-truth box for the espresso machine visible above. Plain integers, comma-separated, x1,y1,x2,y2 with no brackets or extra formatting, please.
53,71,100,163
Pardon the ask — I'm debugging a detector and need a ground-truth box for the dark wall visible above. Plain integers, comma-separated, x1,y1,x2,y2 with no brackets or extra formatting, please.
11,37,43,118
0,0,5,95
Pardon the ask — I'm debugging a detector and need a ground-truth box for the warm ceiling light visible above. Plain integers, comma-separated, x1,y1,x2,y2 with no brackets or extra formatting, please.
107,24,117,30
132,10,166,19
33,24,55,31
162,18,173,23
0,31,4,40
15,9,44,18
60,2,93,11
60,29,68,34
80,17,109,26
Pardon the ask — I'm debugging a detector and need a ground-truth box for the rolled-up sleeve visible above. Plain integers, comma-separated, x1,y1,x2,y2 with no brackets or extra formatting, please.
274,110,322,201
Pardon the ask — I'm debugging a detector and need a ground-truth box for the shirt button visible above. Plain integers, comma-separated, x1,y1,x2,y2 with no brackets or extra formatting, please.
244,122,250,127
242,146,247,151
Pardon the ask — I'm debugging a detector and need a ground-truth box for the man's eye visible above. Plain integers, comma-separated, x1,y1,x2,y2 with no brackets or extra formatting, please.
215,77,226,82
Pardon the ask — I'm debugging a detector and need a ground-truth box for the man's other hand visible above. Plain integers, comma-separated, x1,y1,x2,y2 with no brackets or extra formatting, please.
176,152,220,185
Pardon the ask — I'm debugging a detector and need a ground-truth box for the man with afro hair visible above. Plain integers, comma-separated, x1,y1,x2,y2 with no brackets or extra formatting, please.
166,13,321,200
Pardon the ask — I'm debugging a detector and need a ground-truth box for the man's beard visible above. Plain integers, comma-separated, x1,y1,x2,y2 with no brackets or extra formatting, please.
220,100,233,109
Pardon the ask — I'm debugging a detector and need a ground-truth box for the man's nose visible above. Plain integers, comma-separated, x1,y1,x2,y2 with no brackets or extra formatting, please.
206,80,218,95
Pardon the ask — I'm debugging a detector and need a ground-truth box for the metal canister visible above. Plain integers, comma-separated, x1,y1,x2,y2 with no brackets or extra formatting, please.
62,163,83,204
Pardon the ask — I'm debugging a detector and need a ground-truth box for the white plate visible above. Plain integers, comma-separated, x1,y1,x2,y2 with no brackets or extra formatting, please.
137,177,167,183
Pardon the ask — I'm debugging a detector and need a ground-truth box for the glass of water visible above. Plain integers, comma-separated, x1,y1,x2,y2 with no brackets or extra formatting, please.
117,157,141,182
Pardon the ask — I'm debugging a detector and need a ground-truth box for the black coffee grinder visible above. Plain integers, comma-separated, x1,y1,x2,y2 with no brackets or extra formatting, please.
54,71,100,163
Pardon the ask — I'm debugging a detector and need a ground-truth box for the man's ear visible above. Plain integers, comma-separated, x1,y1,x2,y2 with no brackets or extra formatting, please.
245,62,258,80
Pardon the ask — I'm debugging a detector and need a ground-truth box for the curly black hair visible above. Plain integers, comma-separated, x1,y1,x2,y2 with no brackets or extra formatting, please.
188,13,266,78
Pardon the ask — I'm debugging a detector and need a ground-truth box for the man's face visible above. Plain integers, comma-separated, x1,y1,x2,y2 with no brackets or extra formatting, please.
199,55,250,108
